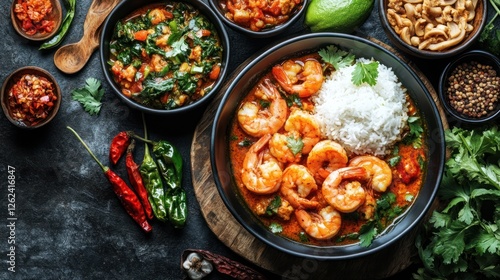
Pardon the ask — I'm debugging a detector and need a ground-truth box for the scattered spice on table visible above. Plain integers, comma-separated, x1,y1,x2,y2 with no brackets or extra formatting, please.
7,73,57,126
14,0,56,36
67,126,152,233
446,61,500,118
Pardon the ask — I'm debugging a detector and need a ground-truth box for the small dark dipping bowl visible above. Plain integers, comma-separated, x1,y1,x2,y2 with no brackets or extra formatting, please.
439,50,500,126
208,0,307,38
211,33,446,260
100,0,230,116
1,66,61,129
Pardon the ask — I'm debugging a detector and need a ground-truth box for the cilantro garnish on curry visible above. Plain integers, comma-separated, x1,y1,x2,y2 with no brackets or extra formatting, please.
108,2,223,109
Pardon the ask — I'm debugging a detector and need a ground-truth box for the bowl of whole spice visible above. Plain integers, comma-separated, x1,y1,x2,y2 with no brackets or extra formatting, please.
439,50,500,126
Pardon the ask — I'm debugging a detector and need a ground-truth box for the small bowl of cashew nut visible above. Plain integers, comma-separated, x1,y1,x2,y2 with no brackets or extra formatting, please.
379,0,487,59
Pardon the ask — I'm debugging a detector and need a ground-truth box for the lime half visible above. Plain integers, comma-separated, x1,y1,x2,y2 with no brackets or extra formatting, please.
305,0,374,33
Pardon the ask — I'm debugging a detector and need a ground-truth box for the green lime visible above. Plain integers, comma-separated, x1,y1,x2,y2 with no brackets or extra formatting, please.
305,0,374,33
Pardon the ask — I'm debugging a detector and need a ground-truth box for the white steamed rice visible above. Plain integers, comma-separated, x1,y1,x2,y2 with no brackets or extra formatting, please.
312,58,408,156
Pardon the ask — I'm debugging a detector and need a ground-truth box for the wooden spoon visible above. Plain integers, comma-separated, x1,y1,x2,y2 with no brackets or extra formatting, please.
54,0,121,74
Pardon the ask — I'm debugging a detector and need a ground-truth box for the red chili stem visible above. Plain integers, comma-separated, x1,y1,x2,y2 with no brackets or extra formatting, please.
67,126,152,233
67,126,107,172
126,139,154,220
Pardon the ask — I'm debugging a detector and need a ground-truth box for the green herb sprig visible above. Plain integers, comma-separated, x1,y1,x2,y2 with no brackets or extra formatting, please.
319,45,379,86
71,78,105,116
478,0,500,56
415,126,500,279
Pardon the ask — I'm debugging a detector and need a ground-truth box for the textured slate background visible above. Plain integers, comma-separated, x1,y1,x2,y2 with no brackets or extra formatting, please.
0,0,494,279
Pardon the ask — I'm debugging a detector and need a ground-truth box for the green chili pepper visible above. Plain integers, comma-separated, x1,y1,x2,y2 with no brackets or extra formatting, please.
138,115,167,222
165,188,187,228
139,142,168,222
39,0,76,50
153,140,183,190
152,140,187,228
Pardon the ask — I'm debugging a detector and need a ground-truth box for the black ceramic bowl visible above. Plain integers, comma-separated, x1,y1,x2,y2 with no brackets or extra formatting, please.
99,0,230,116
208,0,307,38
211,33,446,260
438,50,500,126
379,0,487,59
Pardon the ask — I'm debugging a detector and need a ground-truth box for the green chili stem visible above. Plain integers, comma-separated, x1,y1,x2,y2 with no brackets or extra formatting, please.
67,126,107,172
132,113,156,145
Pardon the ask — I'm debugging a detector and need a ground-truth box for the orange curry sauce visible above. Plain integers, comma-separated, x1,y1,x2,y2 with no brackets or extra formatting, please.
228,53,426,246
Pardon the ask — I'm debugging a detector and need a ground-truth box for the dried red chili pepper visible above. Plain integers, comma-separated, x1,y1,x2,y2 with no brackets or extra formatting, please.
109,131,131,165
67,126,152,233
181,249,266,280
126,139,154,220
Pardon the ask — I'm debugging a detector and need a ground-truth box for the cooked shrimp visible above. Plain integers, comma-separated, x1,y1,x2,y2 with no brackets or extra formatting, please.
358,193,376,220
272,59,324,97
306,140,348,182
237,79,288,137
269,131,302,163
295,206,341,240
322,167,367,213
241,134,283,194
280,164,319,209
349,155,392,192
284,108,321,154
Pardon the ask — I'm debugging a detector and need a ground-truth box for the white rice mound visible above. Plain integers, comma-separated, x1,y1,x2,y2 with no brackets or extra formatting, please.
312,58,408,156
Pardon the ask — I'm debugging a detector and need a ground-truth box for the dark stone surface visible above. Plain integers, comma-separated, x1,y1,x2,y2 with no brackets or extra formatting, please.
0,0,495,279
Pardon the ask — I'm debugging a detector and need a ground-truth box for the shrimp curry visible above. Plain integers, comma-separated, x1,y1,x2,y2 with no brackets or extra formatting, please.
227,49,426,247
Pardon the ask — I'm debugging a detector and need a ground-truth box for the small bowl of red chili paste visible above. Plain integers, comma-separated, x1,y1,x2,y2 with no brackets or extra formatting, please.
1,66,61,129
209,0,307,37
10,0,62,41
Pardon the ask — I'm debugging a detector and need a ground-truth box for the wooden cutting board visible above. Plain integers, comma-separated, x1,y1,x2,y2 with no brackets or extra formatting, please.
190,37,448,279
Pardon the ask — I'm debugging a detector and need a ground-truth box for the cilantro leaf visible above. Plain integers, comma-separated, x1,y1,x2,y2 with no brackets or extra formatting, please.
352,61,379,86
358,220,377,247
269,222,282,234
415,126,500,278
286,135,304,155
318,45,355,70
71,78,105,116
265,196,282,216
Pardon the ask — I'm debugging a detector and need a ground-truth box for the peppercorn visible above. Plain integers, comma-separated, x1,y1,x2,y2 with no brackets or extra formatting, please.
446,61,500,119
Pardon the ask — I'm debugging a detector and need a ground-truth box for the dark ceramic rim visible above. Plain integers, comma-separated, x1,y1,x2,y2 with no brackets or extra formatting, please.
378,0,487,59
208,0,307,38
1,66,61,129
10,0,62,41
99,0,231,116
438,50,500,125
210,32,445,260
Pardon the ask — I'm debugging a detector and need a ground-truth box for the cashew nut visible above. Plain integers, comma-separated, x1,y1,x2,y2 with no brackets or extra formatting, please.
386,0,479,51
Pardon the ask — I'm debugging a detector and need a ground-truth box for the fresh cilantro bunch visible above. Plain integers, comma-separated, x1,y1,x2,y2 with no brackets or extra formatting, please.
71,78,105,116
319,45,379,86
415,127,500,279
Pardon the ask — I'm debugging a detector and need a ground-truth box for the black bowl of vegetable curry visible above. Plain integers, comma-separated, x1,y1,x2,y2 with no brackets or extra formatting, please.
99,0,230,116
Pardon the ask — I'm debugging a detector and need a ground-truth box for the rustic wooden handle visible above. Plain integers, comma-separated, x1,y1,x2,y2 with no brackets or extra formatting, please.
82,0,121,49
